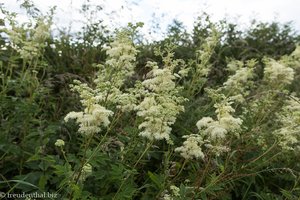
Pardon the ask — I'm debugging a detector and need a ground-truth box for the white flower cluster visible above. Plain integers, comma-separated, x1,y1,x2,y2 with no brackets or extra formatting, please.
223,59,256,103
196,29,219,76
162,185,180,200
55,139,65,147
175,134,204,160
280,45,300,68
214,101,243,135
136,62,185,142
95,30,138,89
64,104,113,136
70,80,96,107
162,194,173,200
65,30,137,135
275,96,300,150
187,28,219,95
264,59,295,86
92,30,139,111
197,100,242,140
176,98,242,160
5,17,51,61
291,45,300,58
79,163,93,181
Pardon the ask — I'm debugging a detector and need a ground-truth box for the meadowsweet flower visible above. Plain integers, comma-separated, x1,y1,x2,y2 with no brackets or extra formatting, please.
95,30,138,90
291,45,300,58
206,124,227,140
170,185,180,197
82,163,93,174
214,100,242,136
196,117,214,129
187,28,219,95
162,193,172,200
78,163,93,181
177,97,242,160
65,104,113,136
219,115,243,132
90,30,140,112
65,30,137,135
64,111,84,122
275,97,300,150
115,92,137,112
281,45,300,68
142,66,176,93
175,134,204,160
223,59,256,102
214,101,235,118
136,61,186,142
264,59,294,86
55,139,65,147
5,17,51,61
224,67,250,88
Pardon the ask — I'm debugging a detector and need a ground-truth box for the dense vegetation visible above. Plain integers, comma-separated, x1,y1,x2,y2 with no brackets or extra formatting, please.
1,2,300,199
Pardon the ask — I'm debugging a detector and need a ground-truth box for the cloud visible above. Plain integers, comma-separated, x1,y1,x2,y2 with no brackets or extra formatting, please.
1,0,299,39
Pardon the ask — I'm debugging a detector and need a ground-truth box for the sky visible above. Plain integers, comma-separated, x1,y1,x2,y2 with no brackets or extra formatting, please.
1,0,300,40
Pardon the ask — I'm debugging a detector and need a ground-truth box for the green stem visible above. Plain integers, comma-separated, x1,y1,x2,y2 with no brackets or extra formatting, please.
113,141,153,200
172,159,187,182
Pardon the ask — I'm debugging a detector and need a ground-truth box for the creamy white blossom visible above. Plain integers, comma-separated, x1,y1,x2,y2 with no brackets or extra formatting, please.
170,185,180,197
275,97,300,150
78,163,93,181
196,117,214,129
91,30,140,112
136,61,186,142
65,30,137,135
206,124,227,140
177,98,242,160
196,100,242,141
65,104,113,136
175,134,204,160
162,193,172,200
223,59,256,103
5,17,51,61
82,163,92,174
264,59,294,86
55,139,65,147
94,30,138,90
187,29,219,96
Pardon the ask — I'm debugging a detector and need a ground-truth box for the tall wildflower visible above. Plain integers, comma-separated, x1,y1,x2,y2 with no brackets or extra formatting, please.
95,30,138,89
274,96,300,151
174,134,204,160
176,96,242,159
136,59,186,143
248,50,299,149
93,30,139,110
263,59,294,87
65,30,138,135
187,28,219,96
222,59,256,103
5,16,51,61
64,104,113,136
280,45,300,68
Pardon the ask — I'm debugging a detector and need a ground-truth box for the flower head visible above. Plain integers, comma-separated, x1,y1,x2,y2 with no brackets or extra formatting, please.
264,59,294,86
175,134,204,160
55,139,65,147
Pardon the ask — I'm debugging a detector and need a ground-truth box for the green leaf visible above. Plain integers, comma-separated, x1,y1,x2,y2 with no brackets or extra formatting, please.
147,171,163,190
0,179,39,190
38,175,48,191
